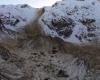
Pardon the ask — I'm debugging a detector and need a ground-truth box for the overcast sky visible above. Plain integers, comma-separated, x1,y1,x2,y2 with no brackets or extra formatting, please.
0,0,61,8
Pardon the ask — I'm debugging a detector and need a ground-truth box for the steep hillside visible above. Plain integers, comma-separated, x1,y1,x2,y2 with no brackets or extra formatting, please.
0,1,100,80
0,4,38,38
40,0,100,44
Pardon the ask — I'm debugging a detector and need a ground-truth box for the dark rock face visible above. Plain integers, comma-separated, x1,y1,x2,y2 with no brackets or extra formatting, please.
80,19,96,26
51,17,75,37
20,4,29,8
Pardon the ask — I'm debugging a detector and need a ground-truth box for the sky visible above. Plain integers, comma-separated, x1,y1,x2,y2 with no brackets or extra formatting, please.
0,0,61,8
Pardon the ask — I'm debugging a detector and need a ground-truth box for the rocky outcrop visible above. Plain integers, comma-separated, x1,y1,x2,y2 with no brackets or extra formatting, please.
0,4,39,40
40,0,100,44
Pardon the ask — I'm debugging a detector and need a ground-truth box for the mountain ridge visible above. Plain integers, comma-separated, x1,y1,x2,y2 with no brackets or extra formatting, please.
0,1,100,80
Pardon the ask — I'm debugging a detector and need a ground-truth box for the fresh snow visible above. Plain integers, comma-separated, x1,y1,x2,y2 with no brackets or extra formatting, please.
40,0,100,44
0,4,38,31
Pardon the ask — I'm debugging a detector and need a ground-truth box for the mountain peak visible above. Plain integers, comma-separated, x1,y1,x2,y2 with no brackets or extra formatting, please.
39,0,100,44
0,4,38,37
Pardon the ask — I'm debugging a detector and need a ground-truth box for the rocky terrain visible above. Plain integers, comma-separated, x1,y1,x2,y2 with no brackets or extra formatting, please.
0,0,100,80
40,0,100,44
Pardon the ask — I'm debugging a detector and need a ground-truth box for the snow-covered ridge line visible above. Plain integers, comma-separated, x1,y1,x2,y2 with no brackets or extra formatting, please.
40,0,100,44
0,4,38,33
0,0,100,45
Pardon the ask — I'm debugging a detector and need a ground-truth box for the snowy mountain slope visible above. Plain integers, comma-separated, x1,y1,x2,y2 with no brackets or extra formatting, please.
0,2,100,80
39,0,100,44
0,4,38,36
